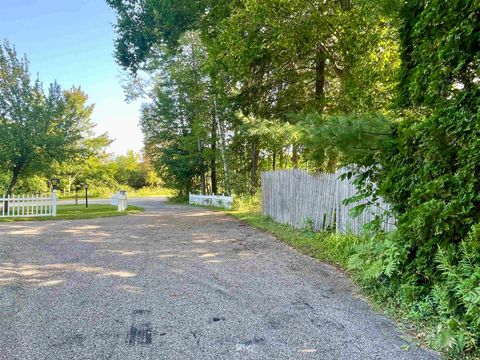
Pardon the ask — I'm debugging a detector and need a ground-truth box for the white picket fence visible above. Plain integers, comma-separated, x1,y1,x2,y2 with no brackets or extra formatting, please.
189,193,233,209
261,169,396,234
0,191,57,218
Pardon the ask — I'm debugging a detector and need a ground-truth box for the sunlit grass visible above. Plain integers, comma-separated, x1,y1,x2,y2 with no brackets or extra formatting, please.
228,207,363,267
58,186,173,200
0,204,144,222
127,187,174,197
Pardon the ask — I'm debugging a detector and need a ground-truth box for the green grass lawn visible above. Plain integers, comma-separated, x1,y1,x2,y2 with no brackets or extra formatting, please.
0,204,144,222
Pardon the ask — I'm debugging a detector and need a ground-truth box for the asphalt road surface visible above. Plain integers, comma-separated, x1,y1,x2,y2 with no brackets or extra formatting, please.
0,197,439,359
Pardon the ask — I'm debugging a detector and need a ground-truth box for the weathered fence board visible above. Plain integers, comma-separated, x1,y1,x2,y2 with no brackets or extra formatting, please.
0,191,57,218
261,169,395,234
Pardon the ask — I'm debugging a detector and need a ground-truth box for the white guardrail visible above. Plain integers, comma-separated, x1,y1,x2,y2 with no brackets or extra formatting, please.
111,191,128,212
0,191,57,218
189,193,233,209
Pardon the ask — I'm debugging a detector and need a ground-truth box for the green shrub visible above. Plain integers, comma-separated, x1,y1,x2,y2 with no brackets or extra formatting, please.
232,193,262,212
58,186,173,199
348,225,480,356
346,1,480,356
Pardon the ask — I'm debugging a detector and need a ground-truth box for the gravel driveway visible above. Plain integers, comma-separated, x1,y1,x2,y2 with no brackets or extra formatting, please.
0,198,438,359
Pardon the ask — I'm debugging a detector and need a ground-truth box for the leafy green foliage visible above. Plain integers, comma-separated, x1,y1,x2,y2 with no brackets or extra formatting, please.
0,42,82,195
140,32,214,195
214,0,399,116
109,0,401,193
347,1,480,356
106,0,237,73
52,87,113,194
300,112,394,170
113,150,160,189
398,0,480,108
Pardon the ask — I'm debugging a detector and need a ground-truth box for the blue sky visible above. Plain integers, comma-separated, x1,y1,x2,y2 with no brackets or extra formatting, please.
0,0,144,155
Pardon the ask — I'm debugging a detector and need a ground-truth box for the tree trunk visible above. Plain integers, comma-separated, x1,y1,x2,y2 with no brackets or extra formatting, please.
272,149,276,170
211,158,217,195
250,139,259,194
211,112,218,195
4,167,20,213
67,176,74,195
7,168,20,196
338,0,352,110
315,49,326,112
214,99,230,194
292,144,299,168
197,139,206,195
200,174,206,195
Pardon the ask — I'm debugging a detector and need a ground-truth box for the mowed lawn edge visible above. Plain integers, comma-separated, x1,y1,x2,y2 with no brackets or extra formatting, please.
0,204,144,222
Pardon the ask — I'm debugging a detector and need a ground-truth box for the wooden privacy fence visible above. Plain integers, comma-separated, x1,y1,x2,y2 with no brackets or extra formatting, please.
0,191,57,218
261,169,395,234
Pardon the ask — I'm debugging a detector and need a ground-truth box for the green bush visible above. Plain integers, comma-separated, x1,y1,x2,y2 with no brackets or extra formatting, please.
346,1,480,356
232,193,262,212
0,175,49,195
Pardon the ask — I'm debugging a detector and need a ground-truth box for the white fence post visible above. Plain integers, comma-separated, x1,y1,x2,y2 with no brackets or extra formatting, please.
52,190,57,217
111,191,128,212
119,191,128,212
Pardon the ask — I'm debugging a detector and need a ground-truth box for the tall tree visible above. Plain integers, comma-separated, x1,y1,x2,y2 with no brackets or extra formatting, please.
108,0,400,193
214,0,399,116
53,87,113,194
0,42,82,195
140,33,214,195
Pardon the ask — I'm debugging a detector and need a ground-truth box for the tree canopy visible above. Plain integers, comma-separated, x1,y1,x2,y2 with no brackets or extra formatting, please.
108,0,400,195
0,42,82,194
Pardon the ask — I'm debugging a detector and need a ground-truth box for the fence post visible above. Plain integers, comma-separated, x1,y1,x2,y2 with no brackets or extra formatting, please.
117,191,128,212
52,190,57,216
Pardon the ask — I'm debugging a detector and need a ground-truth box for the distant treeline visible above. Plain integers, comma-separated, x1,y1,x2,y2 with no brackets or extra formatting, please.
0,149,162,196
